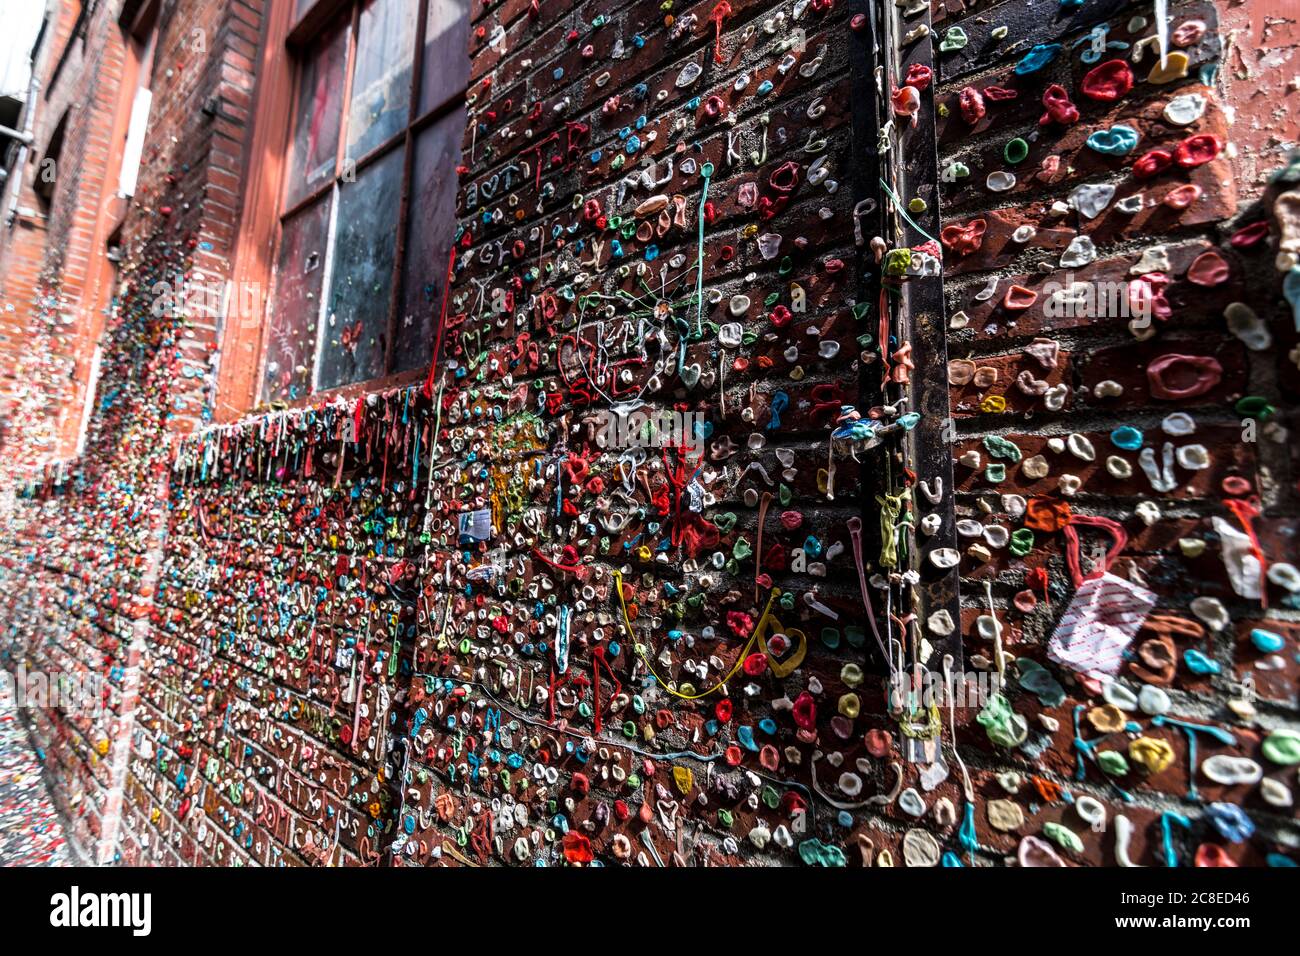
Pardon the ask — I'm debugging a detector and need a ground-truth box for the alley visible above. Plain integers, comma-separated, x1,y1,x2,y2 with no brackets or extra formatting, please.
0,711,71,866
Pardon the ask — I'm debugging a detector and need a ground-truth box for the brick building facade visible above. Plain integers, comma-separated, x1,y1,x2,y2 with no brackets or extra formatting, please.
0,0,1296,868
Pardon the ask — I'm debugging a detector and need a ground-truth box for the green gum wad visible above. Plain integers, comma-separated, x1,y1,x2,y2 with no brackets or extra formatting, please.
1262,729,1300,765
798,839,847,867
939,26,968,51
884,248,913,276
1009,528,1035,556
984,434,1023,462
1017,658,1065,707
977,693,1029,747
1044,822,1084,853
1235,396,1274,419
1097,750,1129,776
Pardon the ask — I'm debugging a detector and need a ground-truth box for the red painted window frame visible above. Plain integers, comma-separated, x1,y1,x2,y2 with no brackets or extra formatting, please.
218,0,467,420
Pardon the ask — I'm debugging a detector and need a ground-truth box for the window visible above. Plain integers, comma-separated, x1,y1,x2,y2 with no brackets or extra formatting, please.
118,11,159,199
261,0,469,404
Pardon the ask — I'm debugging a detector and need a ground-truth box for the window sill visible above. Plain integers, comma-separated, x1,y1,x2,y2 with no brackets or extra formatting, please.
243,366,430,422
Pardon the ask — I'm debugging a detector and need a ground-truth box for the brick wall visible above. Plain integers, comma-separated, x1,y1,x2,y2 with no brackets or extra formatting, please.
120,0,900,868
0,0,1296,869
0,0,267,864
0,0,95,472
932,0,1300,864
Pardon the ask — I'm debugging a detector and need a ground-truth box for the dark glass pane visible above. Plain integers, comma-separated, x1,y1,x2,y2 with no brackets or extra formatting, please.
285,20,348,209
346,0,417,160
319,147,403,389
263,196,332,403
395,108,463,373
419,0,471,116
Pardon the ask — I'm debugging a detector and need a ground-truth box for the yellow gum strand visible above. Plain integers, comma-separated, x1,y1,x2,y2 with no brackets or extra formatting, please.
611,569,781,700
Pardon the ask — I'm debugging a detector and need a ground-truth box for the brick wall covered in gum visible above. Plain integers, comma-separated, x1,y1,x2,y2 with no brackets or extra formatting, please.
1,0,266,863
0,0,1296,870
135,0,887,868
4,0,891,868
931,0,1299,863
0,1,124,472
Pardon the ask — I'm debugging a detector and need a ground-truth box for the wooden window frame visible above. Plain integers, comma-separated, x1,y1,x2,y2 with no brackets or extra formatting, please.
115,6,160,201
218,0,467,420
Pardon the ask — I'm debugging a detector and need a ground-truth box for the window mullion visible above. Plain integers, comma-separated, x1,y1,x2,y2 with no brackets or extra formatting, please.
310,0,360,396
311,183,343,395
279,177,335,223
336,1,362,179
385,0,431,376
410,0,430,119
